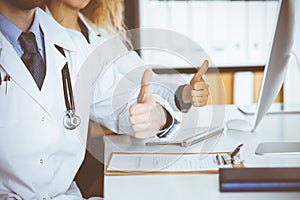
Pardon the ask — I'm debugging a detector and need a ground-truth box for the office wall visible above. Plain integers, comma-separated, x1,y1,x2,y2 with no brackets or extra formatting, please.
284,0,300,105
138,0,279,105
139,0,277,66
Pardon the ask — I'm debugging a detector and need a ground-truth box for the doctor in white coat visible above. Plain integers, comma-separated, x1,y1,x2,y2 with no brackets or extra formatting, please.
0,0,179,199
0,5,87,200
45,0,210,136
44,1,186,139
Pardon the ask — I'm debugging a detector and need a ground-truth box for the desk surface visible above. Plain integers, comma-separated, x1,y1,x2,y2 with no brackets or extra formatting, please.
103,105,300,200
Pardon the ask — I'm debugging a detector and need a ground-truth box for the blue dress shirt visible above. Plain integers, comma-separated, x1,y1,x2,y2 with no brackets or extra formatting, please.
0,9,45,62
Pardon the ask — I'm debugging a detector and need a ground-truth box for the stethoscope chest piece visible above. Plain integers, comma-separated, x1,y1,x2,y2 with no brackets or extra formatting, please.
63,110,81,130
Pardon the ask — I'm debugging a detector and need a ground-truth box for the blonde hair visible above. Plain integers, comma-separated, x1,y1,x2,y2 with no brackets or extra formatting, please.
81,0,125,34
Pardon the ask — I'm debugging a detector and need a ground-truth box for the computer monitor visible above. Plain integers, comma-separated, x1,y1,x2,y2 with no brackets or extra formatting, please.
227,0,298,133
227,0,300,155
252,0,297,132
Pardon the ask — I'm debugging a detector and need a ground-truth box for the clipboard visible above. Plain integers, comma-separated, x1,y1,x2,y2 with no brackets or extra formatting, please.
105,152,244,176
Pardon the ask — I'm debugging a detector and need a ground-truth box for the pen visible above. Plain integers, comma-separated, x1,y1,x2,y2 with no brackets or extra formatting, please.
181,127,224,147
231,144,243,159
0,72,2,86
216,154,221,165
4,75,10,95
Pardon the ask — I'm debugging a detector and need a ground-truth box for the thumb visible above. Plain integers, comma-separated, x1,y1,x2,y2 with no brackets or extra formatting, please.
190,60,209,84
138,69,152,103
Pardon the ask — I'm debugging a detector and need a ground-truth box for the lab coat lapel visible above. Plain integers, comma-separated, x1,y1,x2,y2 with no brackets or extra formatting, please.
78,12,102,45
0,8,78,115
37,8,77,56
37,8,78,113
40,41,67,111
0,34,47,111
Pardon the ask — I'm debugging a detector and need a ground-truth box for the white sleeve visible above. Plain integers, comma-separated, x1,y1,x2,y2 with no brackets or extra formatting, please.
89,47,181,136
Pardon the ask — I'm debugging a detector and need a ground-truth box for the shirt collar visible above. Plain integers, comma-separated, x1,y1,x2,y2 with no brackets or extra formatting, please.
78,17,90,44
28,10,44,51
0,9,43,51
37,7,77,52
0,13,22,47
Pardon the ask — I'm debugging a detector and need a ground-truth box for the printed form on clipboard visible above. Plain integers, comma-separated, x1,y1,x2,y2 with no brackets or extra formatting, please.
105,152,244,176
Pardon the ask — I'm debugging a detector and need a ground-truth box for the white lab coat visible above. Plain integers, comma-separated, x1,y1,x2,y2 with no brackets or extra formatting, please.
0,8,90,199
0,8,180,199
55,10,180,135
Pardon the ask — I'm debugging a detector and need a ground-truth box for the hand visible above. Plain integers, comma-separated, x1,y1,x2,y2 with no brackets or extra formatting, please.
129,69,167,139
182,60,210,107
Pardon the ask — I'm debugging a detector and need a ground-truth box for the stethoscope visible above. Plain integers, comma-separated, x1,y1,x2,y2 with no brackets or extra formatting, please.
61,64,81,130
61,64,80,130
57,45,81,130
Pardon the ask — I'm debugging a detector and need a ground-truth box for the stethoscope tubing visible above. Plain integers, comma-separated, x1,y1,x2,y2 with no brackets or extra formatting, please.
56,45,81,130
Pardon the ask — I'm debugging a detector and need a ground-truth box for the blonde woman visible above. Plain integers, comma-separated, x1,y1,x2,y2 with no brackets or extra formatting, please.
45,0,210,198
46,0,183,136
45,0,123,46
46,0,210,123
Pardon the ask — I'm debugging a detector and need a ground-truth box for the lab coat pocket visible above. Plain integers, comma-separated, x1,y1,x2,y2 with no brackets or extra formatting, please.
0,80,18,127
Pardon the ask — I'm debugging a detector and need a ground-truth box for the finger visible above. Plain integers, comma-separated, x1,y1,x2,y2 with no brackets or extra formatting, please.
138,69,153,103
192,82,209,91
132,122,153,132
190,60,209,84
132,122,157,133
191,94,208,105
192,102,207,107
129,104,149,115
191,96,208,104
191,89,210,97
134,128,158,139
198,60,209,75
130,113,152,124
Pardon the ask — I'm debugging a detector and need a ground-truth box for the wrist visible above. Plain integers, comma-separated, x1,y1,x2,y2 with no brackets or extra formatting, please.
156,104,167,130
182,84,192,103
175,84,192,113
156,103,174,131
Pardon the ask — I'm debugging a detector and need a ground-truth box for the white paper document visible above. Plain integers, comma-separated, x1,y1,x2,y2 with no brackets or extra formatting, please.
107,153,232,172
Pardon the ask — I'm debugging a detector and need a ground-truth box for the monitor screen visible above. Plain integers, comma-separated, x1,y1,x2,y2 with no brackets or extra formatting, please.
252,0,297,131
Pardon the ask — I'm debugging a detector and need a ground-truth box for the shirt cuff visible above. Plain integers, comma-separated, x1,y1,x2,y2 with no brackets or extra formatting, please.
174,84,192,113
117,94,181,138
153,95,181,139
156,116,180,139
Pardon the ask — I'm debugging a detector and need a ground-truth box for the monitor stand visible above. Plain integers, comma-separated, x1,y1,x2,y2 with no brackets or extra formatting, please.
256,142,300,155
238,103,300,115
251,51,300,152
255,52,300,154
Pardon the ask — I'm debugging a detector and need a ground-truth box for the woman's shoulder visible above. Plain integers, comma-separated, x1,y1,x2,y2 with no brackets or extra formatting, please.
78,13,110,43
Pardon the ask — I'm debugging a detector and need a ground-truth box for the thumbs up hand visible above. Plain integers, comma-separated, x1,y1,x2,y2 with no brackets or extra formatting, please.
129,69,167,139
182,60,210,107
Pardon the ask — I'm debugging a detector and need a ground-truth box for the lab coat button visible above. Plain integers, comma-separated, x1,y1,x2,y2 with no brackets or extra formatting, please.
40,159,44,164
42,197,47,200
41,117,46,122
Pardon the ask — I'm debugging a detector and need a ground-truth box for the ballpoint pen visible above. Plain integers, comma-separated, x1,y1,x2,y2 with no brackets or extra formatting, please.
4,75,10,95
231,144,243,158
0,72,2,86
231,144,243,163
145,127,224,147
216,154,222,165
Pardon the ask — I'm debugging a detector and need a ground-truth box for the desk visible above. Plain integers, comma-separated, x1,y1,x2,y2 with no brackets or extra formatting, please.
103,105,300,200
